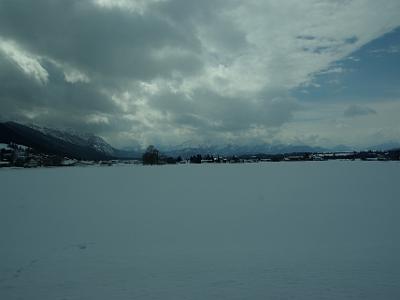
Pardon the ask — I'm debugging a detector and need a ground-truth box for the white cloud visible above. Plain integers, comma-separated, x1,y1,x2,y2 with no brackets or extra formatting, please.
114,0,400,146
47,59,91,84
0,38,48,85
179,0,400,97
370,45,400,55
92,0,167,14
1,0,400,147
87,114,110,125
64,69,90,84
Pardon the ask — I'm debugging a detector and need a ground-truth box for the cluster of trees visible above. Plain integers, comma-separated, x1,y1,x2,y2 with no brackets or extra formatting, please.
189,154,202,164
142,145,160,165
141,146,256,165
142,145,182,165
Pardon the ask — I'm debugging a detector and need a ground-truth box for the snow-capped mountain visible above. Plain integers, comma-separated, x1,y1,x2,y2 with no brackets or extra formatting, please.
2,121,395,161
160,143,327,158
29,125,116,157
0,122,139,160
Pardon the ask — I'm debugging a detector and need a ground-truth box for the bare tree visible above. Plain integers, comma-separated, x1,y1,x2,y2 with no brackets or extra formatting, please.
142,145,159,165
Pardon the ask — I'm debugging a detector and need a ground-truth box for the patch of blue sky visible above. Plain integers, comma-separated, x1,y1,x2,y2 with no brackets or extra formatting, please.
293,27,400,103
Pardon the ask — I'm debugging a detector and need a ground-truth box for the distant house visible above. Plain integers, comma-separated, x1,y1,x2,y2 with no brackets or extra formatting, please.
0,161,10,168
201,159,213,163
24,159,39,168
284,155,304,161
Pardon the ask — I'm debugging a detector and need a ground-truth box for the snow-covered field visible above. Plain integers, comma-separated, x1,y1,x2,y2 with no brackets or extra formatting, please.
1,162,400,300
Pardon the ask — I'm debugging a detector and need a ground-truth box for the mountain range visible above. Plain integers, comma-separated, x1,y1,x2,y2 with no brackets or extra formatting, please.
1,121,399,160
0,122,140,160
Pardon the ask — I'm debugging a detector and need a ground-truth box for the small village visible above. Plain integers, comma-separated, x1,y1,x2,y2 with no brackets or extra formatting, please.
1,142,399,169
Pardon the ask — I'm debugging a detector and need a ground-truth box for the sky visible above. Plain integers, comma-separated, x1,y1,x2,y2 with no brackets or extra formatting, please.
0,0,400,149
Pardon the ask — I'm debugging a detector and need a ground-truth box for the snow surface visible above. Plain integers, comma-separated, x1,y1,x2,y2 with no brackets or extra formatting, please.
1,161,400,300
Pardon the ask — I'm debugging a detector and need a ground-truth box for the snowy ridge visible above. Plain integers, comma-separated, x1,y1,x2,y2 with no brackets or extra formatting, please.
0,122,141,160
160,143,328,157
28,124,116,156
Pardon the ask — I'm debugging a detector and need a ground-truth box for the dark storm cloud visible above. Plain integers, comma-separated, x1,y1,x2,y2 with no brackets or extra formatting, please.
0,50,123,134
0,0,225,143
0,0,203,80
0,0,399,147
0,0,205,136
0,53,46,112
344,104,377,118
